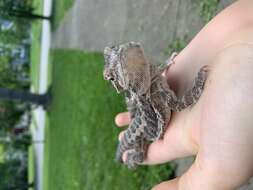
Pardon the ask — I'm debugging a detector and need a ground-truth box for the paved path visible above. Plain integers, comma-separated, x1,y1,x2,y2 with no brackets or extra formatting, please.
53,0,236,63
52,0,253,189
53,0,202,63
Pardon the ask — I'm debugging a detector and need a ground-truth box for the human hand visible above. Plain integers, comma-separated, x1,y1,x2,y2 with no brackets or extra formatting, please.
115,45,253,190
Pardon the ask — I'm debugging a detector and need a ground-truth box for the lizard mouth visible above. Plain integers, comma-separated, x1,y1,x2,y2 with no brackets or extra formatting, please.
111,81,124,94
103,72,124,93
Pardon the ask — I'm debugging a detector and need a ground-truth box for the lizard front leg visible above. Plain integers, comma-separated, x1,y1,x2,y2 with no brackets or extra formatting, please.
173,65,209,111
148,65,208,140
115,109,143,163
159,65,209,111
158,52,178,75
125,137,148,169
116,104,151,169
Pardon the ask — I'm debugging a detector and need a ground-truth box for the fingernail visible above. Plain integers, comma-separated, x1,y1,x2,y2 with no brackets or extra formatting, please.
122,152,127,163
118,131,124,141
115,115,120,126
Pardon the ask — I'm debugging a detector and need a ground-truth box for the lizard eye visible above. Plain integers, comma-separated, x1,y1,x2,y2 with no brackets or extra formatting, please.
109,77,115,81
103,70,115,81
105,74,114,81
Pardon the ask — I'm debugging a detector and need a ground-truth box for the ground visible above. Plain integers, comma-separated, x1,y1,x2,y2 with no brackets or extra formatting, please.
30,0,253,189
52,0,235,63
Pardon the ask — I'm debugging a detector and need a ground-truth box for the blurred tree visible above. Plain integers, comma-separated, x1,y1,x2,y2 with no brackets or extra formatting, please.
11,132,31,150
0,1,43,188
0,104,22,132
0,56,29,90
0,88,51,108
0,0,51,21
0,159,33,190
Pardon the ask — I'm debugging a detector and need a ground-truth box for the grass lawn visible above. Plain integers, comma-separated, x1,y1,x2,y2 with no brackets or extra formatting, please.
28,144,35,190
0,144,4,163
30,0,43,92
44,49,175,190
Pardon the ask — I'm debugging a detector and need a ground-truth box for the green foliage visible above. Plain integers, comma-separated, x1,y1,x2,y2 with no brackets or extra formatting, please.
11,132,32,150
198,0,219,23
0,101,26,132
0,0,48,20
0,1,46,189
0,1,32,90
0,60,27,90
0,131,31,190
0,0,33,12
0,158,30,190
165,37,188,55
44,49,175,190
0,0,33,21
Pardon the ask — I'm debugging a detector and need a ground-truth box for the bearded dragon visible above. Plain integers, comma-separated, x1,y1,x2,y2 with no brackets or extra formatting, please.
103,42,208,169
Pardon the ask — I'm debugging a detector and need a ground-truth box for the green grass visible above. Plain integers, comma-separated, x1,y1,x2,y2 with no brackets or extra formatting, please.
44,49,175,190
43,114,50,190
30,0,43,92
52,0,74,30
165,37,188,55
197,0,219,23
0,144,4,163
28,144,34,190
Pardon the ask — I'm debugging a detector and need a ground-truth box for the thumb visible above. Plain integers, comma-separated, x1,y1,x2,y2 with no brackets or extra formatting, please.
151,161,208,190
152,178,179,190
151,158,227,190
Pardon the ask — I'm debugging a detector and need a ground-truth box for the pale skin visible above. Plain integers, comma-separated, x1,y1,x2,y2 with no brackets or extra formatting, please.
115,0,253,189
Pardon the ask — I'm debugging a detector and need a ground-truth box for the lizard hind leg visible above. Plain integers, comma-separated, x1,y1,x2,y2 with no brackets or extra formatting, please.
125,149,145,170
115,114,143,165
125,137,148,169
116,142,124,163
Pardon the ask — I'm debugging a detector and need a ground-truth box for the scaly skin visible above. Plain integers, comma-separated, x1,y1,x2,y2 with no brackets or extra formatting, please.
103,42,208,169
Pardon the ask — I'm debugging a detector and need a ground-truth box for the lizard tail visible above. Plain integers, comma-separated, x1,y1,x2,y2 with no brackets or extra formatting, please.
175,65,209,111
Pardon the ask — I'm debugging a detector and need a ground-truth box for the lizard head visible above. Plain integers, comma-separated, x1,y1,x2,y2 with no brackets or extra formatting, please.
103,45,126,93
103,42,151,95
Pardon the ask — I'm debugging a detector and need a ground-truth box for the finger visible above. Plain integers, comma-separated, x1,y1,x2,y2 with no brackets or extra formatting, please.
115,112,131,127
118,130,125,141
117,107,198,165
162,52,178,77
151,178,179,190
122,152,127,163
151,156,231,190
151,161,207,190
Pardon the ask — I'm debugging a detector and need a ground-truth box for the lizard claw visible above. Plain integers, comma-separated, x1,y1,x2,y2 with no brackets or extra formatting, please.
163,52,178,77
165,51,178,66
125,149,145,170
